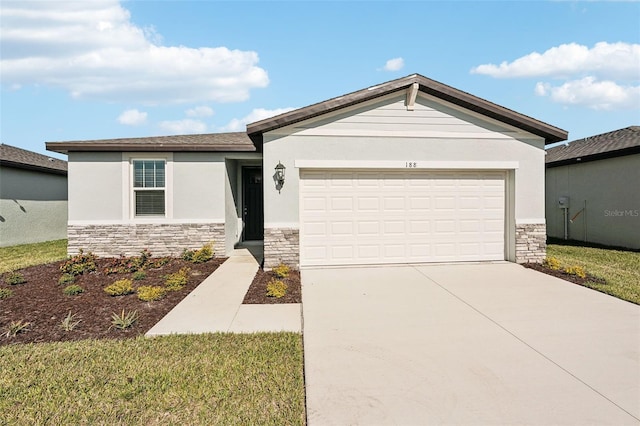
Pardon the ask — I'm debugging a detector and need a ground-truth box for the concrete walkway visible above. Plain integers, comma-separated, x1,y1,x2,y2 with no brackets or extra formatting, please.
303,263,640,425
146,247,301,336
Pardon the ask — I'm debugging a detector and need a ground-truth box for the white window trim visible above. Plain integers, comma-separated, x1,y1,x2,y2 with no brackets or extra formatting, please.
122,153,173,221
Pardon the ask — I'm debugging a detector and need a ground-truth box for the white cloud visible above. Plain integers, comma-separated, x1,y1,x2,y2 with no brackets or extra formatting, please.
159,119,207,134
0,1,269,104
471,42,640,80
472,42,640,110
117,108,147,125
221,107,296,132
186,106,214,118
382,57,405,72
535,77,640,110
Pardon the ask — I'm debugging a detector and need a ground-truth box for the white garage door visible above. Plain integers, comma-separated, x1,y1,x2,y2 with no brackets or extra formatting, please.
300,170,505,266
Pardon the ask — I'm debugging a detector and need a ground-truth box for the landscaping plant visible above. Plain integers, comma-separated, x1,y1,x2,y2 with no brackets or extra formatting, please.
5,271,26,285
266,279,288,298
104,279,134,296
110,310,138,330
165,267,190,291
60,249,97,276
63,285,84,296
0,288,14,300
272,263,290,279
60,312,81,331
137,286,167,302
58,273,76,285
5,320,30,337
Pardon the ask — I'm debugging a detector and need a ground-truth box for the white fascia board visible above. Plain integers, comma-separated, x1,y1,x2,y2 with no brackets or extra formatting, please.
68,219,225,226
295,160,519,170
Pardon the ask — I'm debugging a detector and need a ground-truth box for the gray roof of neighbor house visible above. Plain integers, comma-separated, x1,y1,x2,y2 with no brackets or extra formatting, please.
0,143,68,175
46,132,256,154
247,73,568,144
546,126,640,168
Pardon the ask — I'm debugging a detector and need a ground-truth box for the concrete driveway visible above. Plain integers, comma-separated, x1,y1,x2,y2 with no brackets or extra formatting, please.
302,263,640,425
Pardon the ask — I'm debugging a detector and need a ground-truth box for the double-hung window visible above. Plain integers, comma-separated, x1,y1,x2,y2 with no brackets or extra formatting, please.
133,160,165,216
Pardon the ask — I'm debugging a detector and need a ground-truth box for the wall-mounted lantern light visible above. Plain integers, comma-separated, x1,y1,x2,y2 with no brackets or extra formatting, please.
275,161,286,186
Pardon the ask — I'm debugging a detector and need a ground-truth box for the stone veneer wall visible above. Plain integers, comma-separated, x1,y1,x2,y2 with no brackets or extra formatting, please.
515,223,546,264
67,223,225,258
264,227,299,269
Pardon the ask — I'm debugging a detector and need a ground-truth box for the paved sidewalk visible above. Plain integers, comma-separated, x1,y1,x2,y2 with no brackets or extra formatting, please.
146,248,301,336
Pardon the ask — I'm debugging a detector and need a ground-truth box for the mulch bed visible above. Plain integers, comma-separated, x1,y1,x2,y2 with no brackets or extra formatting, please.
243,269,301,304
1,256,302,346
0,257,224,346
523,262,606,285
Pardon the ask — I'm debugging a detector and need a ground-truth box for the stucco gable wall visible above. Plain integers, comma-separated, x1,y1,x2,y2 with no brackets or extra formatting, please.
263,93,546,227
546,154,640,249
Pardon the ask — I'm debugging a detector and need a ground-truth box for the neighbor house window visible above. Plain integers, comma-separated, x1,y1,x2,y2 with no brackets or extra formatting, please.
133,160,165,216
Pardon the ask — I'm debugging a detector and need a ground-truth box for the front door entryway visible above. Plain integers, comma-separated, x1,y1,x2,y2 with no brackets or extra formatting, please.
242,167,264,241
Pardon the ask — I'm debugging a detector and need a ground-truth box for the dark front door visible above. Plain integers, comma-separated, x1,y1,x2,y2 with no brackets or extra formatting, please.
242,167,264,240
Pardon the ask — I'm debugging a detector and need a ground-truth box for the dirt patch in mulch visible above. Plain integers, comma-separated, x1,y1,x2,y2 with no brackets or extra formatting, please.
523,262,606,286
0,257,225,346
243,269,301,304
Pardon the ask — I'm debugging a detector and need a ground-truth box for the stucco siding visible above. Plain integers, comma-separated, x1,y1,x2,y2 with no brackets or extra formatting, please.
546,154,640,249
68,152,122,221
224,159,240,254
173,153,225,221
0,167,67,246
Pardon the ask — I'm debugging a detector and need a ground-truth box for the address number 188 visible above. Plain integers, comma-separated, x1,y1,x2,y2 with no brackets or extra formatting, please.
406,162,418,168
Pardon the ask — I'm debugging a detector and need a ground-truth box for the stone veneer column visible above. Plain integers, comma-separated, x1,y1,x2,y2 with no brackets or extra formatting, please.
67,223,225,257
515,223,546,264
263,227,299,269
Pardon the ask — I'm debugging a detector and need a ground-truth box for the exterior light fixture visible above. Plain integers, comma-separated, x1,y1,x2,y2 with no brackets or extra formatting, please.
275,161,286,186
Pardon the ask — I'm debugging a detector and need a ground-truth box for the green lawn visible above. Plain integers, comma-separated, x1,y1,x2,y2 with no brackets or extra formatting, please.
547,243,640,304
0,333,305,425
0,239,67,273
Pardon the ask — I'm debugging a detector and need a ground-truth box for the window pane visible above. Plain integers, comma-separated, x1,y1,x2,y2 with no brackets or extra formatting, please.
144,161,156,188
155,161,165,187
135,190,165,216
134,161,144,187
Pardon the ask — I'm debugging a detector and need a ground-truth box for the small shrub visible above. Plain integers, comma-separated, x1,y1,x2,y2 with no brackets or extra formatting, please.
266,279,288,298
103,250,153,274
111,310,138,330
165,267,190,291
543,256,561,271
0,288,14,300
183,244,213,264
104,279,134,296
272,263,290,279
564,265,587,279
132,271,147,281
58,273,76,285
60,312,81,331
5,320,30,337
137,285,167,302
60,249,97,276
63,284,84,296
5,272,26,285
149,257,170,269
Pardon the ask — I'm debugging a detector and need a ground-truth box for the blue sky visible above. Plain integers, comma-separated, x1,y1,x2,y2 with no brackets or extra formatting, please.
1,1,639,159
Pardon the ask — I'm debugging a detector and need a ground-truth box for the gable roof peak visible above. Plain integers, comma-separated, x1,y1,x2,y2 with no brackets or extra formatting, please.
246,73,567,144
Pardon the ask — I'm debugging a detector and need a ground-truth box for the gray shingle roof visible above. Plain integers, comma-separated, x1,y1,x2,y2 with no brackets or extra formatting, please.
0,143,68,175
46,132,256,154
247,73,568,144
546,126,640,167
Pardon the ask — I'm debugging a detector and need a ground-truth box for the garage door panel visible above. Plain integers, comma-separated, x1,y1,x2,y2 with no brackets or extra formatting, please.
300,170,505,266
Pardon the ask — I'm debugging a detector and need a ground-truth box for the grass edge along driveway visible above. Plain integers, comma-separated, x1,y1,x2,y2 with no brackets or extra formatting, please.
0,333,305,425
547,243,640,305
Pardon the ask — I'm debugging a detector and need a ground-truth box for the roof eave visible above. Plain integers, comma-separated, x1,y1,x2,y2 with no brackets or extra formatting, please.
46,142,256,155
546,145,640,168
0,159,67,175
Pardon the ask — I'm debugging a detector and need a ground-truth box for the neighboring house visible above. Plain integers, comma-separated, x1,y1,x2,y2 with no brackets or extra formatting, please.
546,126,640,250
46,74,567,267
0,144,68,247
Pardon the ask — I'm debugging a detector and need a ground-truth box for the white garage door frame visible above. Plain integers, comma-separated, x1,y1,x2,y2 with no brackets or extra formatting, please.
297,160,517,267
